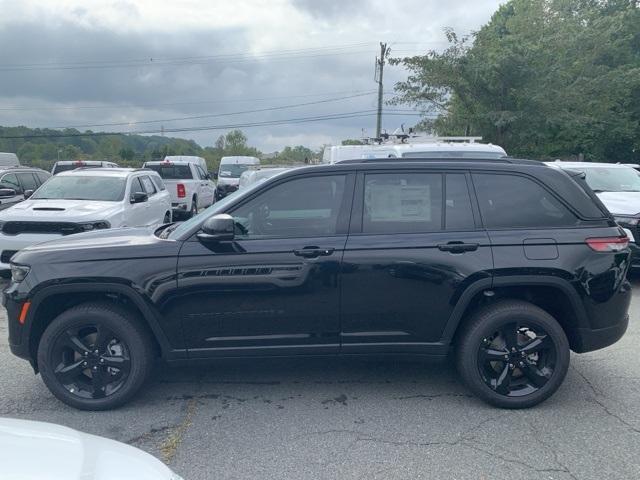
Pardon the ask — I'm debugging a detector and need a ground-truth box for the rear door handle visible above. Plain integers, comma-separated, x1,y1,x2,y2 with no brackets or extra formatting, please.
293,247,335,258
437,242,479,253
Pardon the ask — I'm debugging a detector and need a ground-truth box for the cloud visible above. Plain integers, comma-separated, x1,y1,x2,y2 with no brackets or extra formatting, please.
0,0,505,151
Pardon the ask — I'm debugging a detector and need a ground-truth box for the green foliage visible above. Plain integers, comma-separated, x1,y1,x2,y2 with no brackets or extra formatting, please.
390,0,640,162
268,145,315,164
341,139,364,145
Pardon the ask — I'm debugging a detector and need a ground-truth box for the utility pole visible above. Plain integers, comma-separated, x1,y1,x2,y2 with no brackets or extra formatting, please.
374,42,388,138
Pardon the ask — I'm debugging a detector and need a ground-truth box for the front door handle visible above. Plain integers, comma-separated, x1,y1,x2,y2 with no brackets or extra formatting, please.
437,242,479,253
293,247,335,258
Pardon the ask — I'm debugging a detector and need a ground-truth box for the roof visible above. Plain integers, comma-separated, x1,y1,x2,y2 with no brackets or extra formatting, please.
0,165,48,172
57,167,156,178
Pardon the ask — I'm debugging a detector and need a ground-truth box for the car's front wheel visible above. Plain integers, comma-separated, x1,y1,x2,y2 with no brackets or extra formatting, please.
37,302,154,410
456,300,570,409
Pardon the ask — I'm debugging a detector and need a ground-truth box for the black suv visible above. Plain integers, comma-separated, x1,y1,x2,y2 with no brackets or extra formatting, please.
4,159,631,410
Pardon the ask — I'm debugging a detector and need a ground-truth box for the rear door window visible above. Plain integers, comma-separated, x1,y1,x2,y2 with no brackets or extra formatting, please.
473,173,579,228
362,173,443,234
16,173,39,192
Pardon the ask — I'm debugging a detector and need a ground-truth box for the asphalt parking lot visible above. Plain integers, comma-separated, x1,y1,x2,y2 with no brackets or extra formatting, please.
1,281,639,480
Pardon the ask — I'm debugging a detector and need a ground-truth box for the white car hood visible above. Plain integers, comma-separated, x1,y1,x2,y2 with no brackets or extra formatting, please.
596,192,640,216
0,199,121,221
0,418,178,480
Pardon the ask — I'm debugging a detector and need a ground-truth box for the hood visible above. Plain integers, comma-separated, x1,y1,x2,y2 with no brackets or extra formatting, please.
1,199,122,221
0,418,178,480
596,192,640,216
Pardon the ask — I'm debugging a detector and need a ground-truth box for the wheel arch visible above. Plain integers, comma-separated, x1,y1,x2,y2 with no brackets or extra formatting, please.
443,276,589,352
25,283,174,368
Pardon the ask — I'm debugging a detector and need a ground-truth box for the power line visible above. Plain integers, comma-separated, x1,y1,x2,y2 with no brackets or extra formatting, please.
0,90,377,112
0,110,427,139
50,92,378,129
0,44,375,72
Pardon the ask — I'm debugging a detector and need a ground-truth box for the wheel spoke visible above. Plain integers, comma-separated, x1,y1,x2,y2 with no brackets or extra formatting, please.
101,356,130,370
54,360,85,383
63,331,91,356
501,323,519,350
94,325,116,352
521,335,552,354
479,347,508,364
493,363,512,395
91,369,107,399
521,363,549,388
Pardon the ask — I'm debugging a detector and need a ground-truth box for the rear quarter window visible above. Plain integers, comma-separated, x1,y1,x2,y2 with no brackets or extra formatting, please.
473,173,579,228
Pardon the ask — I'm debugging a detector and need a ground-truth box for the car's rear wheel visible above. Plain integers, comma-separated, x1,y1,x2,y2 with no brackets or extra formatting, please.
188,197,198,218
456,300,570,409
37,302,154,410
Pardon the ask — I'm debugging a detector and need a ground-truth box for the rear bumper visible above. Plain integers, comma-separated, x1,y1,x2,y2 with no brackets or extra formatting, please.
573,314,629,353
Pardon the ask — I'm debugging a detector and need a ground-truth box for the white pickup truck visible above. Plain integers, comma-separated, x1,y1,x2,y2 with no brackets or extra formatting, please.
143,158,215,218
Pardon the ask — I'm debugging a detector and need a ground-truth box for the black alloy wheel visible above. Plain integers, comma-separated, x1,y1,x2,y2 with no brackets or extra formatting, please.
477,322,555,397
456,300,570,408
50,324,131,400
38,302,154,410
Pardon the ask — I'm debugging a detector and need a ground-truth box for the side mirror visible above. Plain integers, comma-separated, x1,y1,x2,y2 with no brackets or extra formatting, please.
130,191,148,203
0,188,16,198
23,190,34,199
197,214,235,242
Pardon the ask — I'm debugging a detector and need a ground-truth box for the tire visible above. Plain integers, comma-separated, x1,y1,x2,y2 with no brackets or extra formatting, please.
37,302,154,411
456,300,570,409
188,197,198,218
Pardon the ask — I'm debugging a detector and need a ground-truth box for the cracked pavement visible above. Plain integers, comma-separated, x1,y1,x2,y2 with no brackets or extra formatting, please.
1,280,640,479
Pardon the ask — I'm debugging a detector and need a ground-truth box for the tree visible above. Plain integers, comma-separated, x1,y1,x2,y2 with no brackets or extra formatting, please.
390,0,640,162
119,148,135,162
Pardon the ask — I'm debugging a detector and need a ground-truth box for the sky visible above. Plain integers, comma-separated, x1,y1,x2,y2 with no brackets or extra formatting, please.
0,0,505,152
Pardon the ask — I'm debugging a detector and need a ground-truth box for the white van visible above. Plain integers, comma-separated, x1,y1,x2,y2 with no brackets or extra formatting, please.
0,153,20,167
216,156,260,200
322,138,507,163
164,156,208,172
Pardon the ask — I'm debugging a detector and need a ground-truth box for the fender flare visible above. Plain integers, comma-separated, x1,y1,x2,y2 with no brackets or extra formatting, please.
440,275,588,343
26,282,179,360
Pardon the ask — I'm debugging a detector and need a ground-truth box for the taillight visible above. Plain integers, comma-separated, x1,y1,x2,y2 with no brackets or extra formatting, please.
586,237,629,252
177,184,186,198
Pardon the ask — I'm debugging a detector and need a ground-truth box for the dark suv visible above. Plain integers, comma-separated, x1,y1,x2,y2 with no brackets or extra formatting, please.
4,159,631,410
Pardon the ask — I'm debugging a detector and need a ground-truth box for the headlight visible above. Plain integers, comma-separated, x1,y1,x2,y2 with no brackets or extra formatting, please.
613,216,639,227
77,221,111,231
10,264,30,283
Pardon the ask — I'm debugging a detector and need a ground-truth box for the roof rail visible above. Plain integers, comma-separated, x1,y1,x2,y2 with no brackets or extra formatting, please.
337,157,543,166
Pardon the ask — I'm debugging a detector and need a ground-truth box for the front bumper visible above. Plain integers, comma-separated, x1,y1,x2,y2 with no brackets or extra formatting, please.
0,233,63,270
3,284,32,363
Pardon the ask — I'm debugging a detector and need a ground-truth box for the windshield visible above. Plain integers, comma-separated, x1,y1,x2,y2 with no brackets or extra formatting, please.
145,164,192,179
402,151,505,159
219,164,250,178
580,166,640,193
32,176,126,201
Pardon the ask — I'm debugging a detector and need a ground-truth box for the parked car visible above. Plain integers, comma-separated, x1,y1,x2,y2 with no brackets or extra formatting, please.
215,156,260,200
143,159,215,218
0,418,183,480
0,166,51,211
4,158,630,410
163,155,208,171
238,166,295,191
0,168,171,270
0,152,20,167
548,161,640,268
51,160,119,175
